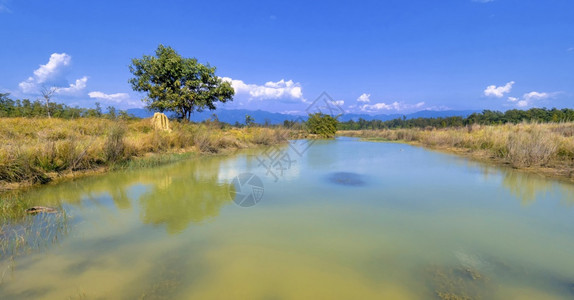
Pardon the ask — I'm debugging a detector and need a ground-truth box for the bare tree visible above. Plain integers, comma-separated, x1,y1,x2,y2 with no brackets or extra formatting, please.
40,86,57,118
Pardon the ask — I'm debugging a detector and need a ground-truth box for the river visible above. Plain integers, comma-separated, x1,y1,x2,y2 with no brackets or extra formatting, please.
1,137,573,299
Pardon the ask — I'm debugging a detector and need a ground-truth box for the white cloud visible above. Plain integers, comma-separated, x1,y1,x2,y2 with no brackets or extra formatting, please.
362,102,395,111
361,101,425,113
34,53,71,83
332,100,344,106
507,91,555,108
18,78,37,94
357,93,371,103
517,100,528,107
56,76,88,94
88,91,143,108
88,91,130,103
221,77,304,101
523,91,549,101
484,81,514,98
282,110,303,115
18,53,87,94
425,105,451,111
414,102,426,108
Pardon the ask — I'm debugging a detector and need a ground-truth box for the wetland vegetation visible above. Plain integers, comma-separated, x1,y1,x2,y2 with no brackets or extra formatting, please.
0,117,289,191
340,122,574,183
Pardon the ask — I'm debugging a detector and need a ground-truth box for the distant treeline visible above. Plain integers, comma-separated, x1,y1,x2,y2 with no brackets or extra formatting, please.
338,108,574,130
0,93,131,119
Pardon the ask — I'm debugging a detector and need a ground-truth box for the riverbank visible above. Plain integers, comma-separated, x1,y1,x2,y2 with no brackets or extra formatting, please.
339,122,574,183
0,117,290,192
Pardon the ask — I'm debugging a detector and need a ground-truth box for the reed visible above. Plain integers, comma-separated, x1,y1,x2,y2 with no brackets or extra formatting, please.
0,118,290,190
0,191,69,263
339,122,574,179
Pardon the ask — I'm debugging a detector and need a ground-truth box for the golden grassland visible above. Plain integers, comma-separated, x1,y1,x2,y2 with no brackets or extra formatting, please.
0,117,290,192
339,122,574,182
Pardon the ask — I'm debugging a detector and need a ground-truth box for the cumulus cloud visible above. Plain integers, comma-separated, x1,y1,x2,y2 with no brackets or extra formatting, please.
56,76,88,94
221,77,304,101
484,81,515,98
332,100,344,106
523,91,550,101
18,53,87,94
507,91,554,108
18,80,37,94
88,91,130,103
517,100,528,107
34,53,71,83
88,91,143,108
361,101,424,113
357,93,371,103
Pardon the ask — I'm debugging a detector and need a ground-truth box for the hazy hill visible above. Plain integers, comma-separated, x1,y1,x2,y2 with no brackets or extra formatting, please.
127,108,480,124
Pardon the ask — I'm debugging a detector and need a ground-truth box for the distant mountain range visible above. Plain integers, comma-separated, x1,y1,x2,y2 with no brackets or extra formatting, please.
126,108,481,125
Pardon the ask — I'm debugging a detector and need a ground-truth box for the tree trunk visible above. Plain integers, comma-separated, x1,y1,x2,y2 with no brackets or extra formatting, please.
46,100,51,118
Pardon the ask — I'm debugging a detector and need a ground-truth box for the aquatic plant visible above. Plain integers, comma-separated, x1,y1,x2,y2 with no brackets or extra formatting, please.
0,192,69,263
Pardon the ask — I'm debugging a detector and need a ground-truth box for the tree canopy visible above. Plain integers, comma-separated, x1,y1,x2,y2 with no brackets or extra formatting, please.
129,45,234,120
337,108,574,130
307,113,338,138
0,93,130,119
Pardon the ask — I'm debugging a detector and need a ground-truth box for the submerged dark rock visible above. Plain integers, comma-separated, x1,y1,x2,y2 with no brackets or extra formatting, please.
25,206,57,214
327,172,366,187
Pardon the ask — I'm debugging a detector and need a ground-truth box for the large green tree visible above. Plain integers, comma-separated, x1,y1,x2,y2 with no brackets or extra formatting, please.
306,113,338,138
129,45,234,120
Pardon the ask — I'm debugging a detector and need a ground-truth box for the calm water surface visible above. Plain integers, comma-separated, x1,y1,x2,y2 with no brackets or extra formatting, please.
1,137,574,299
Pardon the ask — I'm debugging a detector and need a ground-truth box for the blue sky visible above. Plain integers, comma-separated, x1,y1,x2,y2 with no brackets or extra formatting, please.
1,0,573,115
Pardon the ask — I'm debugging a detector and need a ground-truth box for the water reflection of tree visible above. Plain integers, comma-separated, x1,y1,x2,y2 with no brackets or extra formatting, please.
468,161,574,206
138,159,231,233
501,171,553,205
16,156,235,233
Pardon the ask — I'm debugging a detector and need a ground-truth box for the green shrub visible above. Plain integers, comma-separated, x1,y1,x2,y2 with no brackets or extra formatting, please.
306,113,338,138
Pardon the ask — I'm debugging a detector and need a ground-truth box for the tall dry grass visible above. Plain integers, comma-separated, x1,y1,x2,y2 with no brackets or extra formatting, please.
506,125,559,167
0,118,290,189
340,122,574,170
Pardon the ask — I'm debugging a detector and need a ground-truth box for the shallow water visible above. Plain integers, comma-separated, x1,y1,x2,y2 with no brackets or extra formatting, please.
1,137,574,299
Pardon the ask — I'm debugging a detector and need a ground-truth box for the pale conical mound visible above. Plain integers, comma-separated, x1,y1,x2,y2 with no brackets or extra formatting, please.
152,112,171,132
